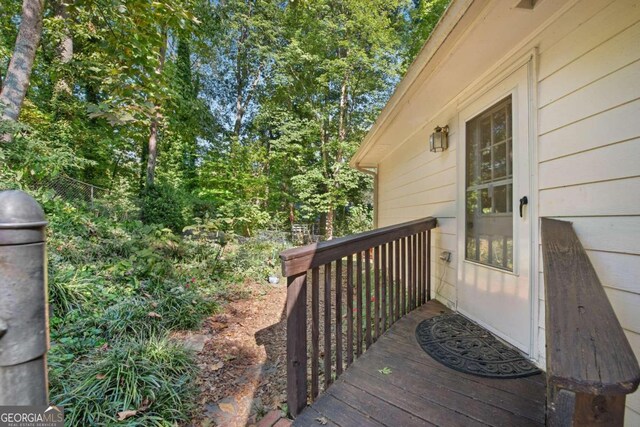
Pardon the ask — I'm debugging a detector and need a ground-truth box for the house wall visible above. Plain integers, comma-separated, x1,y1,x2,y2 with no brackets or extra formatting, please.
375,0,640,422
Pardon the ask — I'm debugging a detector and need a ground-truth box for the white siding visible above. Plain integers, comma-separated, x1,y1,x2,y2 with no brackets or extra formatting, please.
536,2,640,419
378,108,459,309
374,0,640,417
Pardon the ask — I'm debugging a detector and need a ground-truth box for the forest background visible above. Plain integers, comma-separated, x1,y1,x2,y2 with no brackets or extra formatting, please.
0,0,450,424
1,0,448,238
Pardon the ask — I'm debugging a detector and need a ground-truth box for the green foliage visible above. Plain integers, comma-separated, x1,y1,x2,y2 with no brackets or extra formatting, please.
340,205,374,236
0,1,453,423
0,118,89,188
39,193,291,424
55,337,197,426
227,233,290,281
140,183,188,232
401,0,452,71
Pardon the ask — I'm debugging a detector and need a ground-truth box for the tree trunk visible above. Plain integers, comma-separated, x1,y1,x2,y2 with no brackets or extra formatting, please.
52,0,73,100
338,73,349,145
325,207,334,240
146,119,159,186
145,31,168,188
325,72,349,241
0,0,44,133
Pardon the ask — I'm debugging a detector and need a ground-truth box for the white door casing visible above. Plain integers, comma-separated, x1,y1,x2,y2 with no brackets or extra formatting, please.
456,62,533,355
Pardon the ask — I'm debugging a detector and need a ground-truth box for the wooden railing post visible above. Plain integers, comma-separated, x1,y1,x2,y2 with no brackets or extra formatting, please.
427,230,431,301
287,272,307,417
541,218,640,426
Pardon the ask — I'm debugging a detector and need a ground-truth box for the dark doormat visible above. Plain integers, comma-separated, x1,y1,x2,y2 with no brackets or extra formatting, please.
415,313,541,378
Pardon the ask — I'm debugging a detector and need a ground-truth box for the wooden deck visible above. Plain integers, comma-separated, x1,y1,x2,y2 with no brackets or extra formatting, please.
293,300,546,426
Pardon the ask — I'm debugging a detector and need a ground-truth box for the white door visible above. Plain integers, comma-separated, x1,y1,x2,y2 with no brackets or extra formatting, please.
457,64,533,354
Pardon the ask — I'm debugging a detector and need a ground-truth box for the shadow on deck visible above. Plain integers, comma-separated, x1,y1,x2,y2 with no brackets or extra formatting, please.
293,300,546,426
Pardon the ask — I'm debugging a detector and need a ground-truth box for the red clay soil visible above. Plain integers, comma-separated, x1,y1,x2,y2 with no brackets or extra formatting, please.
186,265,361,426
188,279,289,427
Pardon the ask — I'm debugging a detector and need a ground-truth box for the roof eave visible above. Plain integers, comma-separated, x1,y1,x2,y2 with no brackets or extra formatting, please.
350,0,475,169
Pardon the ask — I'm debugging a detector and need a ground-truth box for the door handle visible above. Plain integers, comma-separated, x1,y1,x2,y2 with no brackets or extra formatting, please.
519,196,528,218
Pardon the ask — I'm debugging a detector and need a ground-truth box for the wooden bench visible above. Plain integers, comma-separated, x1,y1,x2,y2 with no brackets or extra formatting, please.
541,218,640,426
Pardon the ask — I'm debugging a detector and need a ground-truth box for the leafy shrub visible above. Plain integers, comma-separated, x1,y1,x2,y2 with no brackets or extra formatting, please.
342,205,373,236
226,233,290,283
140,183,188,232
55,337,197,426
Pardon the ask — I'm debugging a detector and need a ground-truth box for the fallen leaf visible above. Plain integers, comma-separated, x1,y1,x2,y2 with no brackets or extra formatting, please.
150,301,158,308
218,402,235,414
95,374,106,380
211,361,224,371
315,416,328,425
147,312,162,318
378,367,392,375
117,410,137,421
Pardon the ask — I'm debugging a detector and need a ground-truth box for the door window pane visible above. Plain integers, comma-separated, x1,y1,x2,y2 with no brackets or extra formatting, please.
465,96,513,271
493,185,507,213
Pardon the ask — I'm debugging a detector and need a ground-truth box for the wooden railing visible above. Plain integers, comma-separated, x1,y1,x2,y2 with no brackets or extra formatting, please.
541,218,640,426
280,217,437,417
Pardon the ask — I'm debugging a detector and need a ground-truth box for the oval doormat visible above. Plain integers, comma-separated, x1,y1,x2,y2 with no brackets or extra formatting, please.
415,313,541,378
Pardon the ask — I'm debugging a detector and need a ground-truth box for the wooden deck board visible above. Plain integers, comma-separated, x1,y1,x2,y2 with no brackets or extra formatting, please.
293,300,546,426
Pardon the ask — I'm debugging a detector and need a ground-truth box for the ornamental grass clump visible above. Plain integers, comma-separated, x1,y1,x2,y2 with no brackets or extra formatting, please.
56,337,197,426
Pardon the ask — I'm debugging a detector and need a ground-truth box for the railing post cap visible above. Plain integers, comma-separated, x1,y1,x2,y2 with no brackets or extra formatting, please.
0,191,47,245
0,190,46,227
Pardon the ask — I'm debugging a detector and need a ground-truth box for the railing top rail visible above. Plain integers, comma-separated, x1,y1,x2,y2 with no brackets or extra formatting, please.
280,217,436,277
541,218,640,395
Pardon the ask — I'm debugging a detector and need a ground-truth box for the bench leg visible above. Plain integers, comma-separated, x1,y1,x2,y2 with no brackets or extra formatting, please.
573,393,625,426
548,387,626,427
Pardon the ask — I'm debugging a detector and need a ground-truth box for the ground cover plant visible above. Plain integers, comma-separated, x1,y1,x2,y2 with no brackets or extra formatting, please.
41,192,289,425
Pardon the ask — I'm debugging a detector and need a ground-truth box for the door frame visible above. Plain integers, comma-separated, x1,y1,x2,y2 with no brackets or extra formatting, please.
454,49,540,361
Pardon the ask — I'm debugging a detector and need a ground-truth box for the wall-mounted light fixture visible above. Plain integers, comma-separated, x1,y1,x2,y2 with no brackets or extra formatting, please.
429,125,449,153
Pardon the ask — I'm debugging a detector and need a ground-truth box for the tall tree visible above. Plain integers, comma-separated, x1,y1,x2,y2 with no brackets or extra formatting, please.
146,30,168,187
51,0,73,101
0,0,44,130
274,0,406,238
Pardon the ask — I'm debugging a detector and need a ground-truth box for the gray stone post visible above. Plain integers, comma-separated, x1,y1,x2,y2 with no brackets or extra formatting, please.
0,190,49,405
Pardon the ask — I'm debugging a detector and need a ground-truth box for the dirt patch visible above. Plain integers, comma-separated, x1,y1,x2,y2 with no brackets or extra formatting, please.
187,279,288,427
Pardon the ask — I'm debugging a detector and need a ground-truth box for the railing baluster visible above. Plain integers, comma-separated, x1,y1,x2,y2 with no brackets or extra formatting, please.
418,232,423,306
395,239,400,322
427,230,432,301
415,234,419,309
357,252,363,356
286,272,307,416
416,233,420,307
335,259,343,378
409,235,414,311
374,246,380,341
311,267,320,401
346,254,354,367
365,249,372,349
413,234,418,309
381,243,387,332
422,231,427,304
388,242,394,327
324,263,332,388
401,237,407,316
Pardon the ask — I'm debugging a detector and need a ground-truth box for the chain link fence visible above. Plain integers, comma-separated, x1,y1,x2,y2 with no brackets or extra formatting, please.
36,175,108,205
